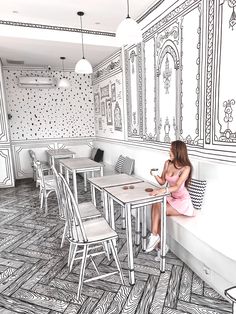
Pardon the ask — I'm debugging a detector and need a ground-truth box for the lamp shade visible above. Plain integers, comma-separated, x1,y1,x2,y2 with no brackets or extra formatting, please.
116,17,142,46
75,57,93,74
57,78,70,88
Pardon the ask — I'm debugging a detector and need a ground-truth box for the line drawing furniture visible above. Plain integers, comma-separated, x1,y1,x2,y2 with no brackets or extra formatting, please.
104,181,169,285
52,165,101,248
59,158,104,201
59,173,124,300
88,173,143,218
34,161,57,215
46,148,75,167
28,149,51,184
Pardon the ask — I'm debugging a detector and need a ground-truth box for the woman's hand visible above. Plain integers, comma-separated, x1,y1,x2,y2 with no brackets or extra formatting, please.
149,188,165,196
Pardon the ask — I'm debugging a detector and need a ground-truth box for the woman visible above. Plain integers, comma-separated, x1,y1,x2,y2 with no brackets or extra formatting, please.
146,140,194,253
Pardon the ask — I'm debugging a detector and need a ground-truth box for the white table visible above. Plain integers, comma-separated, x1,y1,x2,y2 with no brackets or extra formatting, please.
88,173,143,227
104,181,169,285
59,158,104,201
46,149,75,166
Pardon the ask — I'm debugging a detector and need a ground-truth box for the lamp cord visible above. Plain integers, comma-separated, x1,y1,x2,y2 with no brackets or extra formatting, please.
80,15,85,59
127,0,130,18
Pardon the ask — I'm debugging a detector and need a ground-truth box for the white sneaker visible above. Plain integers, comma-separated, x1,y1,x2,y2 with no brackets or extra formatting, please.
146,233,160,253
154,245,169,261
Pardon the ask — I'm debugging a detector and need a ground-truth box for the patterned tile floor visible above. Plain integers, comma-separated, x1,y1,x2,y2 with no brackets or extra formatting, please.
0,178,232,313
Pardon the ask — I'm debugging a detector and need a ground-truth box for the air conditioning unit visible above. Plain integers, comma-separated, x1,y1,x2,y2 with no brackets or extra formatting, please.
18,76,56,88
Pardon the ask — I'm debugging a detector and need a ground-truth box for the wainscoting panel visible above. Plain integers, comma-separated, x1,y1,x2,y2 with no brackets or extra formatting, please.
0,147,14,187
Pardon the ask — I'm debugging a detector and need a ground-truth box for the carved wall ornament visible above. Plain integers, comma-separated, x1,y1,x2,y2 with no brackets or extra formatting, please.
218,99,236,142
114,102,122,131
100,85,109,99
163,55,172,94
228,0,236,29
129,50,137,74
156,26,179,49
106,98,113,126
164,117,171,143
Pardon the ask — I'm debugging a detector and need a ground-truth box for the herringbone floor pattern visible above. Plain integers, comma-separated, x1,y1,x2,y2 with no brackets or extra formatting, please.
0,178,232,313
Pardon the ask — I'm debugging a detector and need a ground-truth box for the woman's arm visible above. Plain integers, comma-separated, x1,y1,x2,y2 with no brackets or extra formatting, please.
153,160,168,186
151,166,190,195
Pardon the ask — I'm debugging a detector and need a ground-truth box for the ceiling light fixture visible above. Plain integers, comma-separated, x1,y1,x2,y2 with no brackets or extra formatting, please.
116,0,142,46
57,57,70,88
75,11,93,74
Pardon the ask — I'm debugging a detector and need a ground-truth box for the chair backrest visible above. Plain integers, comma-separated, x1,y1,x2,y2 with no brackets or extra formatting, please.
59,173,87,242
29,150,37,163
187,178,207,210
34,161,45,187
51,165,66,220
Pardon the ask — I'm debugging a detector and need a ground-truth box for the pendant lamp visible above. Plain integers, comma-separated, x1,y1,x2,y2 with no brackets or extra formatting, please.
116,0,142,46
75,11,93,74
57,57,70,88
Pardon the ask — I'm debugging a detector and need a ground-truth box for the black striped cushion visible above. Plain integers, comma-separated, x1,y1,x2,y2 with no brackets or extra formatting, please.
115,155,125,173
122,157,135,175
187,178,207,210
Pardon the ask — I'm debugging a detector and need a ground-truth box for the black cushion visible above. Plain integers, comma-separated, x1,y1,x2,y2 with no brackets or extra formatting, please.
187,178,207,210
94,149,104,162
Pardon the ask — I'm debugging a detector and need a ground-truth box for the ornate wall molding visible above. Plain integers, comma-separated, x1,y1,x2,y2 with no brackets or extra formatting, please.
204,0,215,144
0,20,115,37
143,0,201,40
0,149,12,185
93,51,122,84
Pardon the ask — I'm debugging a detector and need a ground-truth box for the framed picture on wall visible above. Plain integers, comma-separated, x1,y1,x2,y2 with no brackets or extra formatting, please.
101,101,105,116
106,98,113,125
98,117,103,130
114,101,122,131
100,85,109,99
94,93,100,114
111,83,116,102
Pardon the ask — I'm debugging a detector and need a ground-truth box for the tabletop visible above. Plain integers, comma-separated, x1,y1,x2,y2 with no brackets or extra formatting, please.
104,181,166,205
46,149,75,156
88,173,143,189
60,157,103,171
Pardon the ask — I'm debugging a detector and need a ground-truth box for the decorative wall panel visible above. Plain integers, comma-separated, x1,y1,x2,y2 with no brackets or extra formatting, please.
0,148,14,187
93,51,125,140
125,44,143,138
3,69,95,140
214,1,236,149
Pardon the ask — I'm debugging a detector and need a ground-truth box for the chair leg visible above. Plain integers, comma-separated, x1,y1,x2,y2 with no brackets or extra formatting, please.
109,240,124,285
44,192,48,215
69,243,77,271
103,241,110,261
40,190,44,210
61,223,67,248
77,245,88,301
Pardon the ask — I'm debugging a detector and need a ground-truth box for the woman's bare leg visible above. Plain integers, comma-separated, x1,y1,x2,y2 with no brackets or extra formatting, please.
151,203,161,235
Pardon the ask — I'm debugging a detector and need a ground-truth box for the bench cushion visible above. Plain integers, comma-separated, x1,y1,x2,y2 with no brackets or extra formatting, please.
115,155,125,173
187,178,207,210
122,156,135,175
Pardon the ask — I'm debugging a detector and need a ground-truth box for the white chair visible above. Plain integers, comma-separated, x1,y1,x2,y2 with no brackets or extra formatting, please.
59,173,124,300
52,165,101,248
34,161,57,215
29,149,51,186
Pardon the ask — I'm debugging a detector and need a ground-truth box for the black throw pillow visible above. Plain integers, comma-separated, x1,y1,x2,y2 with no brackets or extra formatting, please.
94,149,104,162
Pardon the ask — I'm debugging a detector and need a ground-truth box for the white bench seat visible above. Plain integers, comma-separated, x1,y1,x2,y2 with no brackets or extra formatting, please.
167,211,236,297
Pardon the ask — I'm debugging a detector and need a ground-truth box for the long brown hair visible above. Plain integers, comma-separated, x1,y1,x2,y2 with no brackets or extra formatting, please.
170,140,192,187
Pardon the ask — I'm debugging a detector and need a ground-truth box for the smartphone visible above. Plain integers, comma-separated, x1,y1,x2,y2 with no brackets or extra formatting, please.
150,168,159,176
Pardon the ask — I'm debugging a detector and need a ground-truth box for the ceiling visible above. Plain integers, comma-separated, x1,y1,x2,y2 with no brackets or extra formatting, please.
0,0,160,69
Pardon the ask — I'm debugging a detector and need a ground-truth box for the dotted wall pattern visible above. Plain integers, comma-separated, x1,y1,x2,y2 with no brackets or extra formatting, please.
4,69,95,140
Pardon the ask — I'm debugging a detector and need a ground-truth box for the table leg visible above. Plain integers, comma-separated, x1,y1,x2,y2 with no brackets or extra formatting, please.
135,208,141,246
103,191,109,222
100,167,104,176
65,169,69,183
109,198,115,230
72,170,78,203
125,203,135,285
141,206,147,251
160,196,167,273
59,164,63,174
84,172,87,192
91,184,96,207
121,207,125,229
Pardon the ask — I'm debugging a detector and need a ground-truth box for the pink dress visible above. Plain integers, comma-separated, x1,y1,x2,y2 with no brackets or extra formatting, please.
166,173,194,216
